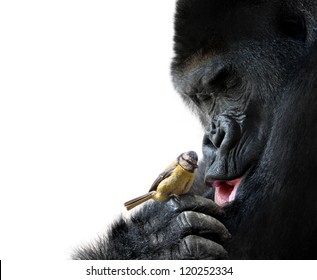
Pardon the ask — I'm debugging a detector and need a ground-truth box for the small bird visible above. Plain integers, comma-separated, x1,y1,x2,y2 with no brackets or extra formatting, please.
124,151,198,211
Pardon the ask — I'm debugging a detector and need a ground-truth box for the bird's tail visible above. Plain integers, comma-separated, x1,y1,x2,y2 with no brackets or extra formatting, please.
124,191,156,211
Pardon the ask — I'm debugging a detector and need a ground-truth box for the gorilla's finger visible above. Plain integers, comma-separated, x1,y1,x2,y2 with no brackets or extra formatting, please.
167,194,225,218
172,235,228,260
175,211,231,243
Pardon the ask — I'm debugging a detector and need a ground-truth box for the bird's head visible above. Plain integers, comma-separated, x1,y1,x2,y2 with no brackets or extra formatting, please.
178,151,198,172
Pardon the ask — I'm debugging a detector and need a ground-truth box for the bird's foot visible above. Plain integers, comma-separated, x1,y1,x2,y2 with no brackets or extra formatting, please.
170,194,181,203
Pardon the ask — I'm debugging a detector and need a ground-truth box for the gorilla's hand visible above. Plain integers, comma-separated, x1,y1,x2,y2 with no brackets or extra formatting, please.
73,194,230,259
145,195,230,259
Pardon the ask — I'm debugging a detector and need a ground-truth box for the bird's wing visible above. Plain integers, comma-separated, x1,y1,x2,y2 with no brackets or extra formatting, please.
148,160,177,192
124,191,156,210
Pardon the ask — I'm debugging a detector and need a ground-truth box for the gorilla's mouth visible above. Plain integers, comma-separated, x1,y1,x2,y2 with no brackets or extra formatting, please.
212,178,242,206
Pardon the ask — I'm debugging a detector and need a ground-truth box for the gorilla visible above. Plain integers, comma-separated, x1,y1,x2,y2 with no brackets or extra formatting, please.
73,0,317,259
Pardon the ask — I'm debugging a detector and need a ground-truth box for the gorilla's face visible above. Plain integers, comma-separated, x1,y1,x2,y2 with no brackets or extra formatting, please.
171,0,314,207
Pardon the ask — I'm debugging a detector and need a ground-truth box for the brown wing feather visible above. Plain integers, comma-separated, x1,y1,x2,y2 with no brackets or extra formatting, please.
124,191,156,209
148,161,177,192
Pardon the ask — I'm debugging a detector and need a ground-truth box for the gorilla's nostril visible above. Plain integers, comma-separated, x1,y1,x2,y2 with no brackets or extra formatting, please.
207,121,226,149
204,116,242,154
211,128,225,149
211,122,217,133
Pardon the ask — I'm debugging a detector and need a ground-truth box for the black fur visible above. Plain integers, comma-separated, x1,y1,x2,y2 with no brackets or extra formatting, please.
73,0,317,259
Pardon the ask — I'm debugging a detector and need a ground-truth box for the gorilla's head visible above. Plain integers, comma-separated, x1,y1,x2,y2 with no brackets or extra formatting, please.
171,0,317,256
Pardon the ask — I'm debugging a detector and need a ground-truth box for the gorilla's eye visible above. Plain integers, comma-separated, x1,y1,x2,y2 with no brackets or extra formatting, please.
278,14,306,42
197,93,212,102
208,68,242,93
188,92,212,107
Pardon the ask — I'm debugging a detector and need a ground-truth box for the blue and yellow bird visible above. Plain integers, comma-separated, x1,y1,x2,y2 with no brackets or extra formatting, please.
124,151,198,211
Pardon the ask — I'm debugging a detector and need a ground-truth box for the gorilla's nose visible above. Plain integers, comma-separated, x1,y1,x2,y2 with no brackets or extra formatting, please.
204,115,242,156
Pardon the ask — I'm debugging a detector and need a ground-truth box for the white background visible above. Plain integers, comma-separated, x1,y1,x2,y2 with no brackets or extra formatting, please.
0,2,313,280
0,0,203,265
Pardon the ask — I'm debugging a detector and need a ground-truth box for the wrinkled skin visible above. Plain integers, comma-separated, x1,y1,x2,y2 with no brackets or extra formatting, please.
73,0,317,259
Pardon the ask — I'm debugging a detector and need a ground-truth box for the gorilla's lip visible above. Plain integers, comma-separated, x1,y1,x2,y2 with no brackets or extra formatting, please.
211,178,242,207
